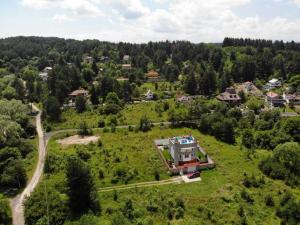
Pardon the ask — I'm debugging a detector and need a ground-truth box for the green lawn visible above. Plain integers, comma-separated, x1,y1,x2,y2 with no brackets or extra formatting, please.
43,127,299,225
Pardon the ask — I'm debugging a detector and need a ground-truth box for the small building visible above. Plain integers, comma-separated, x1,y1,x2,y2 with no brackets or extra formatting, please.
122,64,132,70
145,89,154,100
266,91,285,107
38,67,52,81
264,78,282,90
176,95,193,103
283,93,300,105
123,55,130,62
146,70,160,82
116,77,129,82
100,56,109,62
216,87,241,105
68,88,89,104
83,56,93,64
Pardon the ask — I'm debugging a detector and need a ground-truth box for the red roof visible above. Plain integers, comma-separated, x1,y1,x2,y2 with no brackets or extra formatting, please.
177,161,201,169
267,91,279,98
69,89,89,96
147,70,159,78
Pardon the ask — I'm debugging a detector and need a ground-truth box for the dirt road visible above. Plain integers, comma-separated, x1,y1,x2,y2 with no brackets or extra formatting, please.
99,177,183,193
10,105,46,225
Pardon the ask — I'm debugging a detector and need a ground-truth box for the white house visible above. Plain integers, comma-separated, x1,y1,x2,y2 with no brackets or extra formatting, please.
264,78,282,90
283,93,300,105
168,136,198,167
38,66,52,81
145,89,154,100
83,56,93,64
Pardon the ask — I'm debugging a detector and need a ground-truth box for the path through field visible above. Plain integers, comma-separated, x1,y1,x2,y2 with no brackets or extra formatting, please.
98,177,183,193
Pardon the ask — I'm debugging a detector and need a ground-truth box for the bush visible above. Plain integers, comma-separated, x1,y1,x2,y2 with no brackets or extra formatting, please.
78,121,92,136
0,194,11,225
139,115,152,132
265,194,275,207
276,192,300,225
24,185,68,225
259,142,300,186
154,170,160,181
76,148,91,161
240,189,254,204
75,95,86,113
98,119,105,128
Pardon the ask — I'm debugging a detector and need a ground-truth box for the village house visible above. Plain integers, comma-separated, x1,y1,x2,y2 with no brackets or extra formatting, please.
68,88,89,106
122,64,132,70
216,87,241,105
264,78,282,90
266,91,285,107
146,70,160,82
123,55,130,62
145,89,154,100
100,56,109,62
283,93,300,105
155,136,214,174
176,95,193,103
169,136,198,167
83,56,93,64
116,76,129,82
38,66,52,81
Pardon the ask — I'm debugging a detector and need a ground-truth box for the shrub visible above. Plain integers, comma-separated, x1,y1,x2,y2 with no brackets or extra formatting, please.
154,170,160,181
240,189,254,204
75,95,86,113
98,119,105,128
139,115,152,132
265,194,275,207
78,121,92,136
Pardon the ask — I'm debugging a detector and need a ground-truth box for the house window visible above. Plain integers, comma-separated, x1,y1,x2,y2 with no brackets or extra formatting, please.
184,153,189,158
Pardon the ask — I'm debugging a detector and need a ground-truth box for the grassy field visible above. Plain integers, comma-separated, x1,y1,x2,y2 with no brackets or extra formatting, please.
49,99,175,130
44,127,300,225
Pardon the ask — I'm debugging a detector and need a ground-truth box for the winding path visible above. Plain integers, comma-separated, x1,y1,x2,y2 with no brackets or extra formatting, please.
10,105,46,225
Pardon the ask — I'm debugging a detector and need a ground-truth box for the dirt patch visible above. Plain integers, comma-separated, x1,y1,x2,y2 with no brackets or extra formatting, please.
57,135,99,146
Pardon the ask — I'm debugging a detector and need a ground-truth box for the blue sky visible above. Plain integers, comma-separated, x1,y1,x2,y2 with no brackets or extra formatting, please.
0,0,300,42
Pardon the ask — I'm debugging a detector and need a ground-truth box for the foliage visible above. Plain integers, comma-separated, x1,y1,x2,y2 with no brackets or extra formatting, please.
43,96,61,121
75,95,87,113
259,142,300,186
78,121,92,136
0,194,11,225
66,156,100,214
138,115,152,132
24,184,68,225
276,192,300,225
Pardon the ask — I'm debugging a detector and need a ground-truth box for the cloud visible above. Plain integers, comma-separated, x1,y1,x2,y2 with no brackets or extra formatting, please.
21,0,103,16
52,14,75,22
19,0,300,42
293,0,300,6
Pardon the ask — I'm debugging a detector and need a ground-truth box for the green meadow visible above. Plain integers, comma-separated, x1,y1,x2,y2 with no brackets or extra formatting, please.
44,126,299,225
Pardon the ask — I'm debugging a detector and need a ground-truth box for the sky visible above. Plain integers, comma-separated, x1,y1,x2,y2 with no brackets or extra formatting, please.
0,0,300,43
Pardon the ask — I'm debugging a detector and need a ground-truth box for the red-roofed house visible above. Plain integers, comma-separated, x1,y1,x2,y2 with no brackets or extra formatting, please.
266,91,285,107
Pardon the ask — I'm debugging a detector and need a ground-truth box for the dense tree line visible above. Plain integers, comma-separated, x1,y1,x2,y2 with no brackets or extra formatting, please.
1,36,299,111
0,99,35,191
223,37,300,51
